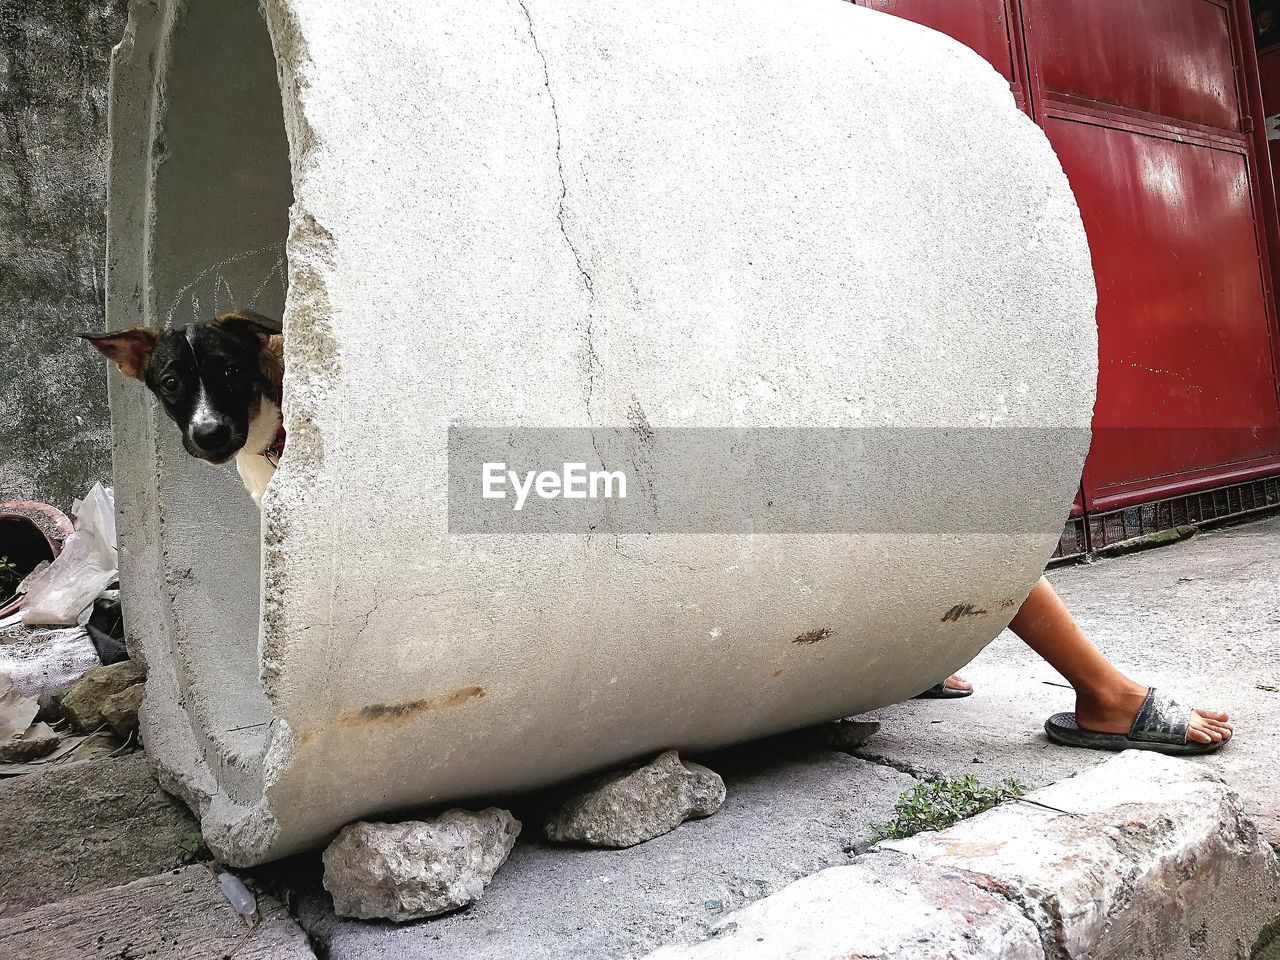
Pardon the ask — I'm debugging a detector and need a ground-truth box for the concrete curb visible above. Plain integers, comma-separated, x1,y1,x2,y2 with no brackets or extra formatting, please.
644,752,1280,960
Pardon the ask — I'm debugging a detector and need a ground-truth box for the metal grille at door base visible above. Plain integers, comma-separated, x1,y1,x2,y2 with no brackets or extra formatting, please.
1052,475,1280,561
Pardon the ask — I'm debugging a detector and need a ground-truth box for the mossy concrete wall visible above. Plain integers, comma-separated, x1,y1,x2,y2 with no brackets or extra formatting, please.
0,1,125,510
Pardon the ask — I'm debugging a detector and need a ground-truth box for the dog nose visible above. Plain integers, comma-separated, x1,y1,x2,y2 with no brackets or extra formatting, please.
192,420,232,450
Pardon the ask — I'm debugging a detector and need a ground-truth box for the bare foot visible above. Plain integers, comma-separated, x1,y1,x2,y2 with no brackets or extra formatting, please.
943,674,972,693
1075,679,1233,745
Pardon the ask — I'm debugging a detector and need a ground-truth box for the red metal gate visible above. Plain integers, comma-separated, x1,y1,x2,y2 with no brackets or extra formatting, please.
859,0,1280,554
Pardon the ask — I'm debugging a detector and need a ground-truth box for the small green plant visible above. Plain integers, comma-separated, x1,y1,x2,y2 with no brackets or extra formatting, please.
871,775,1024,841
0,556,19,595
174,831,212,864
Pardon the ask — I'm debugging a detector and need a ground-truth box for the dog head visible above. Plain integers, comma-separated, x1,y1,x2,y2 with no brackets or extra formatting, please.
83,311,282,464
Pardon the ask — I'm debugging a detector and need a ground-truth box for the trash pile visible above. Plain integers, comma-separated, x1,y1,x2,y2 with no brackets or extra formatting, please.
0,484,142,776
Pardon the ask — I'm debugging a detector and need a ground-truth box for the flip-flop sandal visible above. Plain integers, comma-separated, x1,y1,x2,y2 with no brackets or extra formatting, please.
913,681,974,700
1045,688,1225,756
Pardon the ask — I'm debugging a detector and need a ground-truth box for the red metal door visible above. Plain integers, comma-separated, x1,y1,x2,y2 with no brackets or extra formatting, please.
861,0,1280,542
1024,0,1280,512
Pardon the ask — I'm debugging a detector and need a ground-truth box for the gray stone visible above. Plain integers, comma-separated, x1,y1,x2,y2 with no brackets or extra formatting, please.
806,719,881,752
544,750,726,848
0,753,197,917
0,722,60,763
322,809,521,922
0,1,122,511
882,751,1280,960
100,682,144,739
0,864,315,960
644,853,1045,960
291,747,914,959
60,660,142,731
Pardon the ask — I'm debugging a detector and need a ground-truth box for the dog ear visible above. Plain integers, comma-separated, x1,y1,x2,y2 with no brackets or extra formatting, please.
80,328,161,380
214,310,282,344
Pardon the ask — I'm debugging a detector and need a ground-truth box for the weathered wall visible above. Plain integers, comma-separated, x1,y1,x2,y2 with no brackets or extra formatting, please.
0,1,126,509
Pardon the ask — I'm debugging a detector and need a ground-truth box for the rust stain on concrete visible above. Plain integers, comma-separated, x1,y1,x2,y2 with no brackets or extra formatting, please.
340,685,486,727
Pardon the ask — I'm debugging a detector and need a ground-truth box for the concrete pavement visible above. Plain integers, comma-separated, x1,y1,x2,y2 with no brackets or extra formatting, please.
1,514,1275,958
856,514,1280,842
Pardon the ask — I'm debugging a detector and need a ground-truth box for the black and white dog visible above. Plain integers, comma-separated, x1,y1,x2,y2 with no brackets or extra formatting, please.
84,310,285,503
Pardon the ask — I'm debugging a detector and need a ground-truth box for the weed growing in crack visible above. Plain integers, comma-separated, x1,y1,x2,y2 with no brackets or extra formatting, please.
871,775,1024,841
174,831,212,865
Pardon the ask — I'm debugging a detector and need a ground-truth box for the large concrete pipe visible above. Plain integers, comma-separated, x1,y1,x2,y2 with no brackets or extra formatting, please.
105,0,1096,864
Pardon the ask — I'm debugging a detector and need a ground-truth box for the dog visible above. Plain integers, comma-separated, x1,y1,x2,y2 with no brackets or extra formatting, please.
83,310,285,504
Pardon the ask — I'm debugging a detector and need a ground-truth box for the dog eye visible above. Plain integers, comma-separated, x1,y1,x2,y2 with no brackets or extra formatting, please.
161,374,180,392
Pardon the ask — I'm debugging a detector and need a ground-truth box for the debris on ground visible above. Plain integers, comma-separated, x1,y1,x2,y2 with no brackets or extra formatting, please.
0,674,61,763
20,483,117,628
61,659,143,732
0,721,59,763
0,673,39,740
0,730,120,777
0,486,128,762
83,596,128,664
0,622,102,701
217,870,259,923
542,749,726,848
322,808,521,921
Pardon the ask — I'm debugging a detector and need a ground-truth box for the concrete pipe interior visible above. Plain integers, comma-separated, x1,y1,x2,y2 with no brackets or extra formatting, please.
111,0,1098,864
146,0,290,802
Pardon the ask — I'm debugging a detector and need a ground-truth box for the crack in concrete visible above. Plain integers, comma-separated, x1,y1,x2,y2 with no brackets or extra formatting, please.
514,0,601,409
851,750,940,782
514,0,617,537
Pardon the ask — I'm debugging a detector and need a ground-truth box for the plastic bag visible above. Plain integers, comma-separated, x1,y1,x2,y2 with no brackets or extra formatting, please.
21,484,118,627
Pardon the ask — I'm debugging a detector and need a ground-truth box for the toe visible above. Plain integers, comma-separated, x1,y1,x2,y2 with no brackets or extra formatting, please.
1189,712,1232,743
944,674,973,692
1198,708,1229,722
1207,721,1232,741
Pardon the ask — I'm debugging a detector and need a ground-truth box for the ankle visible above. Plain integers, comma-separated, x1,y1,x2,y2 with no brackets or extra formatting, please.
1075,677,1147,711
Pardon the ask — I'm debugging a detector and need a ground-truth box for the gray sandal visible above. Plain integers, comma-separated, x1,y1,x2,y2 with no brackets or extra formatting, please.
1044,688,1226,756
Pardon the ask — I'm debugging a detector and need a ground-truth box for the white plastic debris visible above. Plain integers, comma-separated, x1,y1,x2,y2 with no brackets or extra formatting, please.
0,626,100,700
21,484,117,627
217,872,258,917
